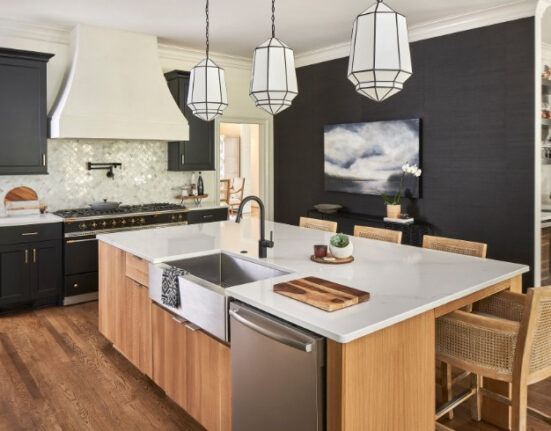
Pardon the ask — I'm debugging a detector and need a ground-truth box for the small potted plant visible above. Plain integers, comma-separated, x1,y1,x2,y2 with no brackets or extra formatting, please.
381,163,422,219
329,233,353,259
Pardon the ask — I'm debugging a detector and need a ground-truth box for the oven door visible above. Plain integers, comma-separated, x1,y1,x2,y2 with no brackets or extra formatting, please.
64,235,98,275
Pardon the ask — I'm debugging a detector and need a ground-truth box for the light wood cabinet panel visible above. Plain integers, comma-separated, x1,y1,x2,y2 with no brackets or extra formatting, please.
99,244,152,377
327,310,435,431
120,278,153,378
152,301,189,403
98,242,125,344
151,303,231,431
186,326,231,431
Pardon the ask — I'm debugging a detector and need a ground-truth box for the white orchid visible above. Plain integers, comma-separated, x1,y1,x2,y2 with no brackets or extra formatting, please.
382,162,422,205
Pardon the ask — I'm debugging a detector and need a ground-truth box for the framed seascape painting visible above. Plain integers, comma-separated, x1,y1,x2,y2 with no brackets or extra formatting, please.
324,119,421,197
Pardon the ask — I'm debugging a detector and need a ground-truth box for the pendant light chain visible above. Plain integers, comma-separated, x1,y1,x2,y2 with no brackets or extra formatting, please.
271,0,276,38
205,0,210,59
249,0,298,115
187,0,228,121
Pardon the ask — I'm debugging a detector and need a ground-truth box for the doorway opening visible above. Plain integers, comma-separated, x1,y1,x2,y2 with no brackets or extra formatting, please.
220,123,261,218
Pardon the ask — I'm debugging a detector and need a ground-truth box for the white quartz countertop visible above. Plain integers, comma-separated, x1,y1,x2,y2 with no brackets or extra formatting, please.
0,213,63,227
98,219,528,343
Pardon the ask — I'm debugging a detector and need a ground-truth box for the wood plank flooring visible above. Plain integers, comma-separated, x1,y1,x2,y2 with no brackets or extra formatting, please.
1,302,550,430
0,301,204,431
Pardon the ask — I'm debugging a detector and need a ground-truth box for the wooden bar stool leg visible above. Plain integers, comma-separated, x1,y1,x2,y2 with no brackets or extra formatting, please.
441,362,454,420
470,374,482,421
511,377,528,431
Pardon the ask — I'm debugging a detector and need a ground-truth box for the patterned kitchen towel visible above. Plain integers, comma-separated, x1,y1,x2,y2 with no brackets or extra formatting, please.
161,267,187,308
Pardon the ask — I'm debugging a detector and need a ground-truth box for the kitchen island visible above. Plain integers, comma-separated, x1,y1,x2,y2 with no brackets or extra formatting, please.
98,219,528,430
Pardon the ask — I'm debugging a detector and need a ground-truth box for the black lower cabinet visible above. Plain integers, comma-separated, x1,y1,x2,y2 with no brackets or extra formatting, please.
34,240,62,299
0,244,32,305
0,224,62,312
187,207,229,225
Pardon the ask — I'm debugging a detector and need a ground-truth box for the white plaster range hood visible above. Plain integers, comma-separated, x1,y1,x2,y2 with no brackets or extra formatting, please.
50,25,189,141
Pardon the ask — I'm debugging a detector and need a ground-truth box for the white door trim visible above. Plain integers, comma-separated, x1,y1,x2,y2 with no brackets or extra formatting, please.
215,116,274,220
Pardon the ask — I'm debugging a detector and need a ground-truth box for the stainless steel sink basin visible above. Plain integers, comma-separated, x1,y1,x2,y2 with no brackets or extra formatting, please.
149,252,292,342
167,252,290,288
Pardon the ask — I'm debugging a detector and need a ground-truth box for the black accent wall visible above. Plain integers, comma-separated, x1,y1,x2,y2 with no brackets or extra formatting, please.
274,18,535,282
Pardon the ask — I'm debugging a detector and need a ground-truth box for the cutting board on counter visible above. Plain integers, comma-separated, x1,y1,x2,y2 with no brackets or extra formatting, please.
4,186,38,205
273,276,370,312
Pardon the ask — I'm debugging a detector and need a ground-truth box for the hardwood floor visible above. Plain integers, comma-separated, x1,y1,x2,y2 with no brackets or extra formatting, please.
1,302,550,430
0,301,204,431
436,372,551,431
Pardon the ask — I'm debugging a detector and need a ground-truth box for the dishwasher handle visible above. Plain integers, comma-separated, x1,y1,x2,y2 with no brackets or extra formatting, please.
229,309,313,353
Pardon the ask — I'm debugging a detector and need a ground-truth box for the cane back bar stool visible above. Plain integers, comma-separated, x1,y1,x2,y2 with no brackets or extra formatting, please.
354,225,402,244
423,235,487,258
299,217,337,233
435,287,551,431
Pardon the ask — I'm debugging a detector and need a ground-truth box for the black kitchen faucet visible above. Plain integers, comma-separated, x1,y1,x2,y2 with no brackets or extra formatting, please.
235,196,274,258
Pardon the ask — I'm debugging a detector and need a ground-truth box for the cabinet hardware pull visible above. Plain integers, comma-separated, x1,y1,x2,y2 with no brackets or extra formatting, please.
181,154,185,166
185,322,200,332
203,214,213,219
66,238,96,244
42,154,46,166
33,249,36,263
73,283,79,289
172,316,186,324
21,232,39,236
24,249,29,264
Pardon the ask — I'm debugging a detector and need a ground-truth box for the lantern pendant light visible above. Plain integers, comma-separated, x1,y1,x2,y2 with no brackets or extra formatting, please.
348,0,412,102
250,0,298,115
187,0,228,121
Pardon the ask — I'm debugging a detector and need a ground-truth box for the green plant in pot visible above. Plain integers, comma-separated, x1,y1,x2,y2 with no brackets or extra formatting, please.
381,163,422,219
329,233,353,259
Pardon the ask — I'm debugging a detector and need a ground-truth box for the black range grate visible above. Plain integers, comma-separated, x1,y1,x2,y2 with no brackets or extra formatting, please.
54,203,185,219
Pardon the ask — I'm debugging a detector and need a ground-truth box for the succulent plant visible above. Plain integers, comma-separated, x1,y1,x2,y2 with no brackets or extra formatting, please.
330,233,350,248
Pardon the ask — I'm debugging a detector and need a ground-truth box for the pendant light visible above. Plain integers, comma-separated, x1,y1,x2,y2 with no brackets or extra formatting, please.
187,0,228,121
348,0,412,102
250,0,298,115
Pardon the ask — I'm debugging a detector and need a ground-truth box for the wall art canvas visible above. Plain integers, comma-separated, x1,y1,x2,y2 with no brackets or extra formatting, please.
324,119,420,197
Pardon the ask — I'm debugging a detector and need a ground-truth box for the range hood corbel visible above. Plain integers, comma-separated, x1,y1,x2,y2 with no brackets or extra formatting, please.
49,24,189,141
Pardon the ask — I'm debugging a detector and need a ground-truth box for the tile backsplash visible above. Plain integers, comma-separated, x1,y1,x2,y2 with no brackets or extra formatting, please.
0,140,216,214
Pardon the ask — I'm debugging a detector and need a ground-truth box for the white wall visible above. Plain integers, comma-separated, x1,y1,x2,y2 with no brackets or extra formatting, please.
0,23,272,211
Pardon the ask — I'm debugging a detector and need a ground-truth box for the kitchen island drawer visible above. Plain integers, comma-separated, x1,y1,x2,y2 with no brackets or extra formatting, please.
126,253,149,286
0,223,61,245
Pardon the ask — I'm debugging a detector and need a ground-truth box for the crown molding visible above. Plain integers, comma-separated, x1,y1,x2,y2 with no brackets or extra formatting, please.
0,18,70,45
0,18,252,70
158,41,252,70
295,0,537,68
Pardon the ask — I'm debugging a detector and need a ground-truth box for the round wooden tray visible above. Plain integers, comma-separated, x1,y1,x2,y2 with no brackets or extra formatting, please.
310,254,355,264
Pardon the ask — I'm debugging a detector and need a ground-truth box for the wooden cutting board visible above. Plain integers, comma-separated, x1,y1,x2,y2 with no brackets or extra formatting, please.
4,187,38,205
273,276,370,312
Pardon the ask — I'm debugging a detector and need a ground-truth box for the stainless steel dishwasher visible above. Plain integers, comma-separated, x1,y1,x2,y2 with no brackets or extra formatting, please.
229,302,325,431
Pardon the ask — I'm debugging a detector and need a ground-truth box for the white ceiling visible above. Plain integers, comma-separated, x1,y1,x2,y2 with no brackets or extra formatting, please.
0,0,530,57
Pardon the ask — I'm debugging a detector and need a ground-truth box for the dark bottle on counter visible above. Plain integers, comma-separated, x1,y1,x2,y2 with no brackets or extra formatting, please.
197,171,204,196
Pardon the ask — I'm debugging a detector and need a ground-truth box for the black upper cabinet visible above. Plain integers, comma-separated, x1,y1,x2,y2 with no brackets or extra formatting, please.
165,70,215,171
0,48,54,175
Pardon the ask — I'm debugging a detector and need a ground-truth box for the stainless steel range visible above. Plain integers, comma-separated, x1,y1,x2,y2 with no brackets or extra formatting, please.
55,203,188,305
